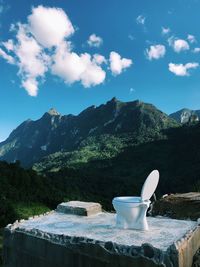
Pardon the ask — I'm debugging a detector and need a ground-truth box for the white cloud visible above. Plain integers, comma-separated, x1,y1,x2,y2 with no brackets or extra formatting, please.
168,62,199,76
52,42,87,84
28,5,74,48
0,21,51,96
2,39,14,51
161,27,170,35
187,34,196,44
145,44,166,60
93,54,107,65
136,15,146,25
80,54,106,87
87,34,103,48
16,24,49,78
22,78,38,97
0,47,15,64
14,23,49,96
109,51,132,75
0,5,133,96
51,42,106,87
170,38,189,53
193,47,200,53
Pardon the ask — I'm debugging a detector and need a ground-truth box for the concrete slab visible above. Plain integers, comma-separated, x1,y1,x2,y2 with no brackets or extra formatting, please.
56,201,102,216
3,209,200,267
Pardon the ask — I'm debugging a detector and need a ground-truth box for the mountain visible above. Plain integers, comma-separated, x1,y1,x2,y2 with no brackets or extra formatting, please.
170,108,200,123
45,122,200,208
0,98,178,168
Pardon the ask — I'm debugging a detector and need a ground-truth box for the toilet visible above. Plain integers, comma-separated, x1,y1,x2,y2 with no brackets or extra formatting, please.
112,170,159,230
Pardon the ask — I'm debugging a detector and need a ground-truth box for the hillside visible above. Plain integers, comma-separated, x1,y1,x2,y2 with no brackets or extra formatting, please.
1,122,200,213
0,98,178,168
35,122,198,208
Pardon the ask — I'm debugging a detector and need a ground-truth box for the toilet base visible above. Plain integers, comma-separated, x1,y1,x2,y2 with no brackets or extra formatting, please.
116,214,149,230
112,199,150,231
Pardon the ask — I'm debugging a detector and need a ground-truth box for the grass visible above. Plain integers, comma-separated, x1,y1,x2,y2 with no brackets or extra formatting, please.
0,202,50,266
13,202,50,220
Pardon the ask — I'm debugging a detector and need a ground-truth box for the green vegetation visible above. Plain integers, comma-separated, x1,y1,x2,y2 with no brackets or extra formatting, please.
48,122,200,205
1,121,200,264
0,161,64,228
0,203,49,266
0,161,54,265
13,202,50,220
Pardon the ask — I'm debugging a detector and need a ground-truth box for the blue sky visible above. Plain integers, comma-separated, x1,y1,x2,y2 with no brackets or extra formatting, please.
1,0,200,141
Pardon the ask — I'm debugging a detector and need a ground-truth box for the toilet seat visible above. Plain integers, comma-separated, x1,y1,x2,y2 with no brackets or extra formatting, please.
141,170,159,201
113,197,142,207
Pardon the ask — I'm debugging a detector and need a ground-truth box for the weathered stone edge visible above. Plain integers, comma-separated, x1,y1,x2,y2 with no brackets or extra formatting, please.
4,226,171,266
4,212,200,267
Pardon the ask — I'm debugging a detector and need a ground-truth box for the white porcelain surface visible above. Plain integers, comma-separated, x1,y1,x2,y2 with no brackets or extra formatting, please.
112,170,159,231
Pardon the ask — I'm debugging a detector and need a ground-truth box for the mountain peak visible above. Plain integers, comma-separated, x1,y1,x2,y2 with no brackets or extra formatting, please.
106,97,119,104
47,108,60,116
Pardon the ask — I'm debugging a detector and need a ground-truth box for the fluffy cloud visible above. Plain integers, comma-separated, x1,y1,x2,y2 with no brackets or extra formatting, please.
2,39,14,51
15,24,49,78
161,27,170,35
187,34,196,44
170,38,190,53
28,5,74,48
87,34,103,47
5,23,49,96
136,15,146,25
168,62,199,76
109,51,132,75
22,78,38,97
93,54,107,65
0,5,132,96
80,54,106,87
51,42,106,87
145,45,166,60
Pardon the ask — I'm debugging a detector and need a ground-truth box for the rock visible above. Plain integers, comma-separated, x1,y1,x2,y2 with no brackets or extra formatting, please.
56,201,102,216
152,192,200,220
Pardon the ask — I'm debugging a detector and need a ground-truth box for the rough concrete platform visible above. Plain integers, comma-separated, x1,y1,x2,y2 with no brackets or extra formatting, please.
3,204,200,267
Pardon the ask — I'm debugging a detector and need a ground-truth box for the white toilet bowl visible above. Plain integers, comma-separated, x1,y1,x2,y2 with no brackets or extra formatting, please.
112,170,159,230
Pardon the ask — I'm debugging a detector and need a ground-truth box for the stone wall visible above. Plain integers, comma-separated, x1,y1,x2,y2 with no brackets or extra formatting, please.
4,228,167,267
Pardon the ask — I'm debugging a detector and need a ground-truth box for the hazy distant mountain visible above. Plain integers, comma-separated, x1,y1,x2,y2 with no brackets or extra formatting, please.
0,98,178,167
170,109,200,124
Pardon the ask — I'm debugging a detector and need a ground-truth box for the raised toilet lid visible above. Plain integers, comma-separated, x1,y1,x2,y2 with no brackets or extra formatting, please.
141,170,159,201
